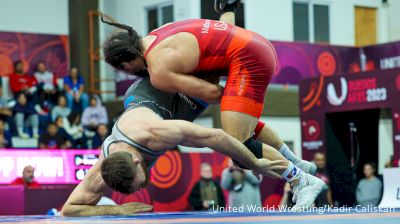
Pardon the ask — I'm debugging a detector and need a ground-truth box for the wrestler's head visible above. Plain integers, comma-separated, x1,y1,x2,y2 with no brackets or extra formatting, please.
101,15,148,77
101,150,150,194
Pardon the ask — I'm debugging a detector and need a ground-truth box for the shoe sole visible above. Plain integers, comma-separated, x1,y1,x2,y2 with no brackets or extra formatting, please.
292,178,326,210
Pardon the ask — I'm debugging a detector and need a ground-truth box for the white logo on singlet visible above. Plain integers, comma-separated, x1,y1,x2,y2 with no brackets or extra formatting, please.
201,20,228,34
201,20,211,34
178,93,197,110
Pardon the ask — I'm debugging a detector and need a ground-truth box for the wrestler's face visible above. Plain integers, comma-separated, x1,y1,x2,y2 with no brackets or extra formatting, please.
129,158,150,193
121,58,146,74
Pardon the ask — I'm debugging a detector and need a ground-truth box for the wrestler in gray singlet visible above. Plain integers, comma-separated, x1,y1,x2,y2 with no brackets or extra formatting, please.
102,77,209,169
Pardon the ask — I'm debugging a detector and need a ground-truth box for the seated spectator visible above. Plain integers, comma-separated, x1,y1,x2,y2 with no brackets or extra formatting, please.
51,95,71,121
55,116,72,149
221,160,262,211
63,67,89,111
9,60,37,96
63,112,85,148
39,122,67,149
9,60,47,115
279,183,295,207
189,163,225,211
91,124,109,149
313,152,333,206
11,165,40,187
356,162,382,207
81,95,108,131
0,120,11,148
13,93,39,138
385,155,394,168
34,62,58,105
0,86,13,123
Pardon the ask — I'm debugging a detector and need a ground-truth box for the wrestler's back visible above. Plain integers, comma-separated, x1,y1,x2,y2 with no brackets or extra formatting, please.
143,19,238,76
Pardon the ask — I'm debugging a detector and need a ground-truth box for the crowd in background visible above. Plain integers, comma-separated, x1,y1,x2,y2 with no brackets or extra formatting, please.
0,60,110,149
188,153,385,211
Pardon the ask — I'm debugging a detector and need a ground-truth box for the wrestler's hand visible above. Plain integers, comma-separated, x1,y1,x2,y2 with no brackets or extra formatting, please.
254,159,287,179
205,85,224,104
118,202,153,215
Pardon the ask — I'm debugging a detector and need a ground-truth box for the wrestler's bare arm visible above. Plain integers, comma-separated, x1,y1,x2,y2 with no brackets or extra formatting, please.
61,161,152,217
147,51,223,103
147,120,286,177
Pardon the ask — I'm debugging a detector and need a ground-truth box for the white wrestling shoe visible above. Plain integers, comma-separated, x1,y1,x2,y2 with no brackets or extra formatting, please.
291,172,326,211
294,160,317,175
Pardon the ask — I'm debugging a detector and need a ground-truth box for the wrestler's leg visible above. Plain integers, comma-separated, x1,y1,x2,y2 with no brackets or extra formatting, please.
222,112,294,177
219,12,235,25
256,122,317,175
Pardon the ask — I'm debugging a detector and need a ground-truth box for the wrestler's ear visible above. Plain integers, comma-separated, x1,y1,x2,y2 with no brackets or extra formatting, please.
121,62,132,70
133,157,141,165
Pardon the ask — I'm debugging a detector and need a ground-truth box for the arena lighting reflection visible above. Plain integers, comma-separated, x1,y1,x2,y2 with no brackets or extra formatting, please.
0,150,99,184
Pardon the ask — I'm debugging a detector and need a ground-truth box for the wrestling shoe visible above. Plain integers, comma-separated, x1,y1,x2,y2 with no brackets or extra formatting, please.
294,160,317,175
291,172,325,210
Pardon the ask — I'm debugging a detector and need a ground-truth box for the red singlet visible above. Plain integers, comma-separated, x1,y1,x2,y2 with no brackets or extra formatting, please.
145,19,277,117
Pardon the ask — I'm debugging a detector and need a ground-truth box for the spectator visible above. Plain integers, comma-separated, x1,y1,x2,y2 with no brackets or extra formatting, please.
92,124,109,149
313,152,333,206
356,162,382,207
11,165,40,187
34,62,58,105
9,60,46,115
55,116,72,149
51,95,71,121
279,183,295,207
13,93,39,138
63,67,89,111
189,163,225,211
81,95,108,131
384,155,394,168
63,112,85,148
39,122,67,149
0,119,11,148
0,86,13,124
9,60,37,96
221,160,262,211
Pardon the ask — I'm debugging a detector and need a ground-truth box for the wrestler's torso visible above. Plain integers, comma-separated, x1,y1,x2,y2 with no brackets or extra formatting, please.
103,78,208,167
144,19,243,76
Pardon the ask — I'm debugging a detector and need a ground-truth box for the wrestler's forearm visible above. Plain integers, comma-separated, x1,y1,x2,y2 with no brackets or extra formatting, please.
165,120,260,169
209,131,261,170
61,204,123,217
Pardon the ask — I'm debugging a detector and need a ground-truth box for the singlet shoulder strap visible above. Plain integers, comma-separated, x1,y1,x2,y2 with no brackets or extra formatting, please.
113,123,165,156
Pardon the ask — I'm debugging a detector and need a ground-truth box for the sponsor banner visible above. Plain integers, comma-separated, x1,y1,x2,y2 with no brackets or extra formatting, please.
300,69,400,161
272,41,360,85
363,41,400,71
0,149,99,184
0,31,69,76
300,69,400,114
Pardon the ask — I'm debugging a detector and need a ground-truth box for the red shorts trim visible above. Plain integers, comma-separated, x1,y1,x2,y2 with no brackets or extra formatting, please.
220,96,264,118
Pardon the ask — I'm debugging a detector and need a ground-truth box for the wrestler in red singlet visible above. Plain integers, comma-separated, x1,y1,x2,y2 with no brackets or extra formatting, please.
144,19,277,118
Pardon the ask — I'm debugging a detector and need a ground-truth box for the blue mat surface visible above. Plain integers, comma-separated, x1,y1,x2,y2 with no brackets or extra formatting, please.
1,209,399,223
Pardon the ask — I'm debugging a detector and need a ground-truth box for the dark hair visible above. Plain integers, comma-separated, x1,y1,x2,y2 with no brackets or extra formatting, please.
101,151,137,194
55,116,63,122
67,112,81,125
100,13,143,70
36,61,45,69
365,162,377,171
14,60,23,68
47,122,57,127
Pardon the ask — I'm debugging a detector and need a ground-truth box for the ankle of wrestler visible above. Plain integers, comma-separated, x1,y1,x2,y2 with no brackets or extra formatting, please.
282,162,302,185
